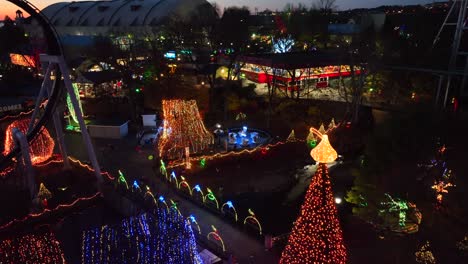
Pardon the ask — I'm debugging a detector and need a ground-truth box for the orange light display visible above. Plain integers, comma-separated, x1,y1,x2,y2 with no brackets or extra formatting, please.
3,118,55,164
9,53,37,68
280,163,347,264
311,134,337,163
158,100,213,159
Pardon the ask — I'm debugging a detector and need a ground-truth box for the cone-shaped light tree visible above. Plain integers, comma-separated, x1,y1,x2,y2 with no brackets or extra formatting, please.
280,135,347,264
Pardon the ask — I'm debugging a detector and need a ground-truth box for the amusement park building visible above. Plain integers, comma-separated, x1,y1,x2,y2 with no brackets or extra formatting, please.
237,51,363,90
39,0,215,36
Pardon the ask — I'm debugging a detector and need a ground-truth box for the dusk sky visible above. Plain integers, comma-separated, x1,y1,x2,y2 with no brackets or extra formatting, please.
1,0,438,20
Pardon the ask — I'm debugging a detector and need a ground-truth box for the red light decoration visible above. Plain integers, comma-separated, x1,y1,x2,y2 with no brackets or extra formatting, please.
280,163,347,263
158,100,213,159
3,118,55,164
0,231,65,263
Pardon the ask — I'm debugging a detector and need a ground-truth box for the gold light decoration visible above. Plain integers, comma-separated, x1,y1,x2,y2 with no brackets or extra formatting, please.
310,135,337,163
158,100,214,159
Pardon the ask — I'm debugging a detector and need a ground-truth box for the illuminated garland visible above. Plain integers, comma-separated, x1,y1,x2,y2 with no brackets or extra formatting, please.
81,210,202,264
158,100,214,159
167,141,289,169
0,231,66,263
3,118,55,164
280,154,347,264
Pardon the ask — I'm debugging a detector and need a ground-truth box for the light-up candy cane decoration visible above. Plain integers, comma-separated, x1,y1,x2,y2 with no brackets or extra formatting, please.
205,188,219,209
200,158,206,168
192,185,205,202
158,196,169,211
170,199,182,217
178,176,193,195
118,170,129,189
243,208,263,235
207,225,226,252
145,186,157,205
132,180,141,191
170,171,179,187
380,193,409,227
160,159,168,179
221,201,238,222
187,215,201,235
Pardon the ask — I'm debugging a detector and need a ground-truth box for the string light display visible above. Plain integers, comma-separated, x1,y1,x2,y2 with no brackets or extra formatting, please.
67,83,84,123
3,118,55,164
243,209,263,235
310,134,337,163
415,241,436,264
81,209,202,264
379,193,409,227
286,130,296,142
0,231,66,263
280,137,346,263
431,181,454,203
38,182,52,201
158,100,214,159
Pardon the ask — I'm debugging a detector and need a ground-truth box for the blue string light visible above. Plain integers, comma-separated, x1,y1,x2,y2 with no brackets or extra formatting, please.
81,209,201,264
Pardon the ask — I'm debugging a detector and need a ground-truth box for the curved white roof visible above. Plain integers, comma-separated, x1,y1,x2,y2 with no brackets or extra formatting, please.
42,0,212,27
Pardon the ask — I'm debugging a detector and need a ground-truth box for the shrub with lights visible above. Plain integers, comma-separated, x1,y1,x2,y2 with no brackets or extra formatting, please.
280,135,347,264
82,209,201,264
3,118,55,164
0,231,66,263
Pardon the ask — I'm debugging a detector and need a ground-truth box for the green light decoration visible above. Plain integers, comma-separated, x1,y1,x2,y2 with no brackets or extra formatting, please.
380,193,409,227
205,188,219,209
67,83,84,123
170,199,182,217
207,225,226,252
178,176,193,195
160,159,168,178
243,209,263,235
308,140,317,148
66,124,74,131
221,201,238,222
200,158,206,168
118,170,129,189
148,155,154,160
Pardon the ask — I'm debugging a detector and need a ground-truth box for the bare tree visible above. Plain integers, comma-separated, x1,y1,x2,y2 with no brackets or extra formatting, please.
311,0,337,13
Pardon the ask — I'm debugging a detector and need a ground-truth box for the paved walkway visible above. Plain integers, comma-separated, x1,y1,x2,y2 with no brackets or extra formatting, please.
64,133,279,263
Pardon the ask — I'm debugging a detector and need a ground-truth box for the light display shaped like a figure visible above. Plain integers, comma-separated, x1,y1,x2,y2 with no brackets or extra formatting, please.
3,118,55,164
280,134,347,264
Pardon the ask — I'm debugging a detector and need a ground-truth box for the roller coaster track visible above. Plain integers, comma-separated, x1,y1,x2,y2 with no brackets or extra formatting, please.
0,0,63,171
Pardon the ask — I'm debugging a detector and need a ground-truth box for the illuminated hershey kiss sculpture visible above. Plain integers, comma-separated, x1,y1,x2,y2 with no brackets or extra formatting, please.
3,118,55,164
280,135,347,264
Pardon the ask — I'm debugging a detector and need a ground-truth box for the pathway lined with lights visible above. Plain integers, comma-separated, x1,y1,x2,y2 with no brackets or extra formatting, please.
65,133,279,263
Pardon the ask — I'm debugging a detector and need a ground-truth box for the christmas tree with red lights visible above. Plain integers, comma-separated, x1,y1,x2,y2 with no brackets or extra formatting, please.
280,135,347,264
